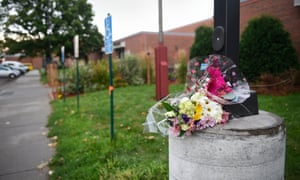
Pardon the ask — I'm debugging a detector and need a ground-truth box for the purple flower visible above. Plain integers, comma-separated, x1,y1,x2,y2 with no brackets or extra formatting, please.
182,114,190,123
196,116,216,130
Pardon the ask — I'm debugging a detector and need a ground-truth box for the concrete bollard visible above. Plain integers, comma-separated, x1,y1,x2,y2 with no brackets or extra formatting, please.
169,111,285,180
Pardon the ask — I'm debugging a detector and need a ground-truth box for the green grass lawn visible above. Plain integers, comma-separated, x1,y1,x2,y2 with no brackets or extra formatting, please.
47,84,300,180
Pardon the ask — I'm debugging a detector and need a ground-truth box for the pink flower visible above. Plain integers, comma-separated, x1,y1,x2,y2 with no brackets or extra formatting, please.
206,66,232,97
170,124,181,136
221,111,230,124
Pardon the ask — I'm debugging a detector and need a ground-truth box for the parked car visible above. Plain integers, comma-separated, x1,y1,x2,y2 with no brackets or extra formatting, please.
23,63,33,71
0,65,21,79
1,61,29,74
0,64,22,74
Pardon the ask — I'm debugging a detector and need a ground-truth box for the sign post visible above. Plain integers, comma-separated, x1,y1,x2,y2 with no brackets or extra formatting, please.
74,35,80,110
155,0,169,100
61,46,66,102
105,14,114,141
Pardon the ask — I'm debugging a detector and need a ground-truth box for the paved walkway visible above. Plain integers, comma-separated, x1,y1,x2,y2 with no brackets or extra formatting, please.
0,70,54,180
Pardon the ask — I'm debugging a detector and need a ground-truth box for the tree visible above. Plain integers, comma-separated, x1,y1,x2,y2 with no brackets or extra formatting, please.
0,0,103,63
190,26,213,59
240,15,299,82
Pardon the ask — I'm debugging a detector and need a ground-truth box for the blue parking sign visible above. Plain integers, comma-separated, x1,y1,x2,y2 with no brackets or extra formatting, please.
105,15,113,54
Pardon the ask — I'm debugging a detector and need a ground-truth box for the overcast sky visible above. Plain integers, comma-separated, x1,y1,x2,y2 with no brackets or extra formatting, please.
88,0,214,40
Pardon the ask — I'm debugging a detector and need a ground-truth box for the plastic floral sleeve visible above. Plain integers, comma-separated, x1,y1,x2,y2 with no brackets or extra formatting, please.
143,54,251,137
186,54,250,104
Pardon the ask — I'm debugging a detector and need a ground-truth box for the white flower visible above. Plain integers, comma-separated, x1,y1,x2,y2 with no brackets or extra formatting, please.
180,97,189,103
165,111,176,118
190,92,202,102
198,96,210,107
204,101,223,123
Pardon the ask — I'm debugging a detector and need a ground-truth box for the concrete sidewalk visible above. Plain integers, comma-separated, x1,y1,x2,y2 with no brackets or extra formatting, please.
0,70,54,180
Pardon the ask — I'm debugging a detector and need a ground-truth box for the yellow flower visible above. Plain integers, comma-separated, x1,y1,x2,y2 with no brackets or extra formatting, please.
181,124,189,131
193,103,202,121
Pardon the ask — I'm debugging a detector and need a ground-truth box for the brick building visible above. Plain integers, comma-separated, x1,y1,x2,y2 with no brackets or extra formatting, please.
112,0,300,67
113,19,213,67
113,31,196,66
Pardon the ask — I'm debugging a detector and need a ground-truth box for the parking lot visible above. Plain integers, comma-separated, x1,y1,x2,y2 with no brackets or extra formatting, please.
0,78,11,86
0,71,54,179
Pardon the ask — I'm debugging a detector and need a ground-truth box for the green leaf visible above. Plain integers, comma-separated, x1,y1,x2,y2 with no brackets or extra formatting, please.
161,101,175,112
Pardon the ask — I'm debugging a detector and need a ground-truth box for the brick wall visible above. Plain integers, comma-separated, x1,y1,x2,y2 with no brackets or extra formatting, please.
167,18,214,33
20,57,43,69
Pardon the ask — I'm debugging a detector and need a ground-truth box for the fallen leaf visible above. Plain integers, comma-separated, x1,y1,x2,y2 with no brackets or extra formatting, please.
50,136,58,141
37,162,48,170
147,136,155,140
48,142,57,148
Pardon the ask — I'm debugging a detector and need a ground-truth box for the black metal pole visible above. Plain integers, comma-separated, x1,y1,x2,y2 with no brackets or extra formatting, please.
214,0,240,65
214,0,258,117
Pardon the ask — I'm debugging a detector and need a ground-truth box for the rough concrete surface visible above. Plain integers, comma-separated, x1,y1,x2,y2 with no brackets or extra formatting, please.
0,70,54,180
169,111,285,180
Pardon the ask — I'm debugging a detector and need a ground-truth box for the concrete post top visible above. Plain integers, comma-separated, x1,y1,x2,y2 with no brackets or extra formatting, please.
202,110,284,136
169,110,286,180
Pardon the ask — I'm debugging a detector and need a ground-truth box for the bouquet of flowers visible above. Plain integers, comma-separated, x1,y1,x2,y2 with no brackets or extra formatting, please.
144,54,250,137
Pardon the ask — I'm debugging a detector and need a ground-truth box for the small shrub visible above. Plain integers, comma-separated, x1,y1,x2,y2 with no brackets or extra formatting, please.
117,55,144,85
240,15,299,82
140,55,154,84
190,26,213,59
90,60,109,90
176,53,188,83
39,68,47,84
61,60,111,94
114,75,128,88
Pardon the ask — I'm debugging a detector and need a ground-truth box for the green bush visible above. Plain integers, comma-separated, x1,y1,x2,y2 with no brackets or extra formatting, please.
90,60,109,90
190,26,213,59
39,68,47,84
61,60,111,94
176,55,188,83
117,55,144,85
140,57,154,84
240,15,299,82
